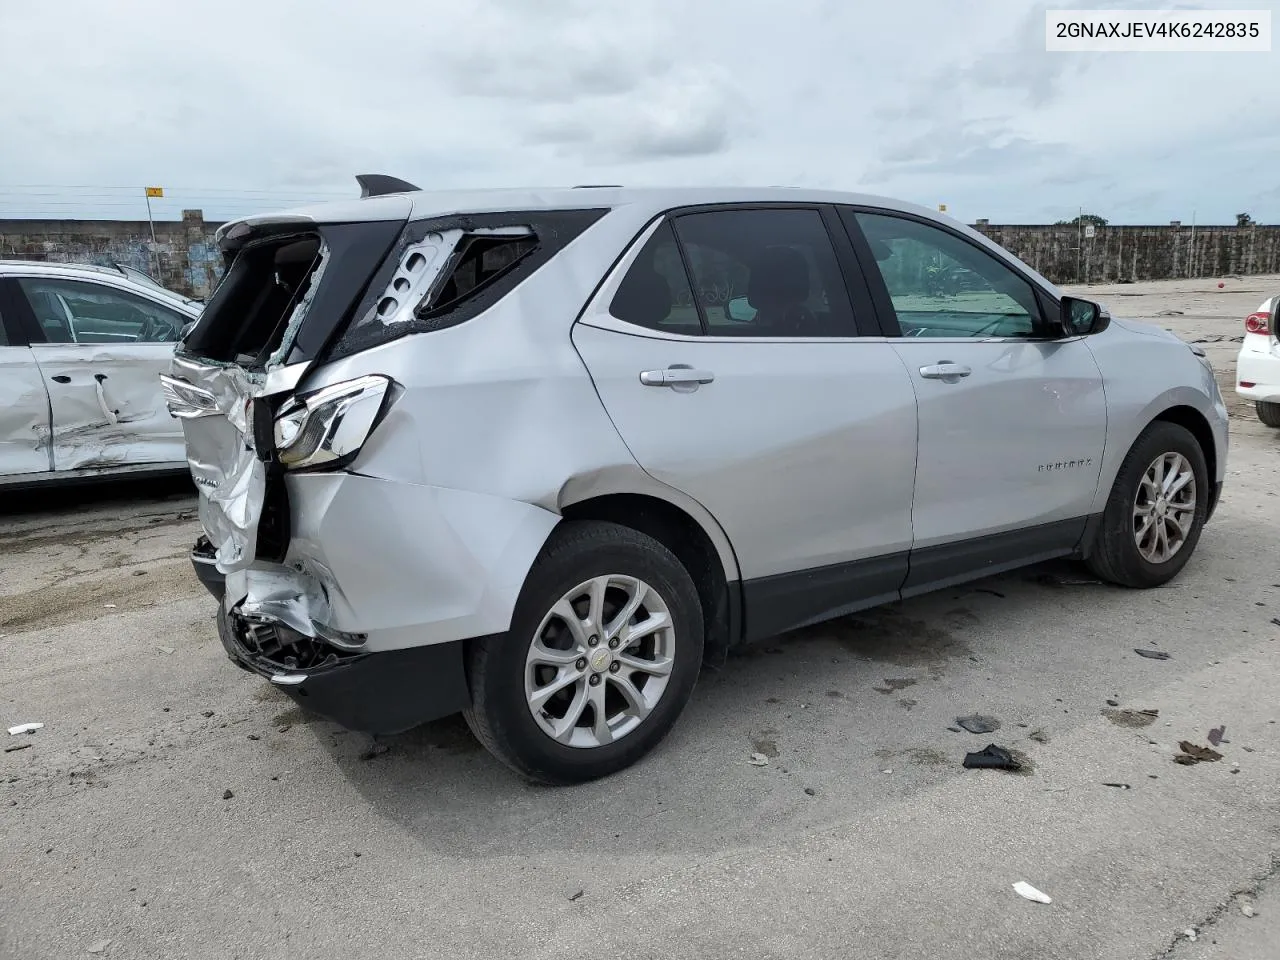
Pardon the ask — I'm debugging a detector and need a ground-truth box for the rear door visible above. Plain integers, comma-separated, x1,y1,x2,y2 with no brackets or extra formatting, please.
0,280,52,476
13,276,190,472
572,205,919,639
839,207,1107,593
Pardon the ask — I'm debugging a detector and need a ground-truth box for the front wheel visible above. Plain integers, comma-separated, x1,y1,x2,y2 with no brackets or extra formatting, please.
1085,421,1208,588
463,521,704,785
1256,401,1280,428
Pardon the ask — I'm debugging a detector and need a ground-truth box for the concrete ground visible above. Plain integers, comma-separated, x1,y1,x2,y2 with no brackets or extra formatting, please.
2,276,1279,960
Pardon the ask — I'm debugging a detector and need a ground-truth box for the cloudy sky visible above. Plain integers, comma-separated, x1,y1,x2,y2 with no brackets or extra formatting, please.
0,0,1275,224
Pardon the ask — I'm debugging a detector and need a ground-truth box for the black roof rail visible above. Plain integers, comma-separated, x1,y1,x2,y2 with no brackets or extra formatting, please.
356,174,422,198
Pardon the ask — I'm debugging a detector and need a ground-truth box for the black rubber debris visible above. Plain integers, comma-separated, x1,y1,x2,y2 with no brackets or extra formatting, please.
962,744,1021,771
1134,649,1171,660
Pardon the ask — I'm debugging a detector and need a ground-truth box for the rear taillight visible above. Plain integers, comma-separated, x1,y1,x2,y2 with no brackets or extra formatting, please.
1245,312,1271,335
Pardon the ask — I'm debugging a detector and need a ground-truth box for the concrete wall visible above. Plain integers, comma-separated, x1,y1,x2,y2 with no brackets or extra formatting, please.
971,223,1280,285
2,214,1278,298
0,211,225,299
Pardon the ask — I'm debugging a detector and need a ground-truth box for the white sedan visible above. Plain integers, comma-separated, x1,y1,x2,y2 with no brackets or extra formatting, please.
0,261,203,487
1236,294,1280,427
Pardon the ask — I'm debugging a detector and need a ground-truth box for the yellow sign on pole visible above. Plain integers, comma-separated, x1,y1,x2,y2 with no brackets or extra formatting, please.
145,186,164,198
938,203,948,212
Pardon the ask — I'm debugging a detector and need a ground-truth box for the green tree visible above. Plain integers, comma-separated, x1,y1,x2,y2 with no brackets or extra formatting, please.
1055,213,1108,227
1236,213,1255,227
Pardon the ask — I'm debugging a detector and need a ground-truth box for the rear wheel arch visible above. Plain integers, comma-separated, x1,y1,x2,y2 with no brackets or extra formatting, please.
558,493,739,667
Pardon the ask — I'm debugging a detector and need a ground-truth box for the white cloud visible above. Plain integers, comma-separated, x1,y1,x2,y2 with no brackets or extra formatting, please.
0,0,1274,223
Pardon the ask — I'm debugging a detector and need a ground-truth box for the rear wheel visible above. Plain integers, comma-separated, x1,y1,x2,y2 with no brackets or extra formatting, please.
1256,401,1280,428
463,521,703,784
1085,421,1208,588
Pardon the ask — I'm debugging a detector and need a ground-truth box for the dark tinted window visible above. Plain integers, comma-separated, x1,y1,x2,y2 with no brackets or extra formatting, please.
673,208,857,337
17,278,186,344
852,212,1046,338
608,222,701,335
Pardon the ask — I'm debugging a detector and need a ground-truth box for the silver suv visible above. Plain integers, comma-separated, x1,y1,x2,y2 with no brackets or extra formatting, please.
165,177,1228,784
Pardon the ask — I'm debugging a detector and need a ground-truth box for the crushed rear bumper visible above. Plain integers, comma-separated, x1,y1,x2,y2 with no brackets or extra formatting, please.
215,606,472,735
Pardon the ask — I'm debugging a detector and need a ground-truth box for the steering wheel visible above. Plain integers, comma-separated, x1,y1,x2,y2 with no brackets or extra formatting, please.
138,314,178,343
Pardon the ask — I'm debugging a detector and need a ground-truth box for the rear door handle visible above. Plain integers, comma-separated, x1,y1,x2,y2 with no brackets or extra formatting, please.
639,366,716,387
51,375,71,383
919,362,971,381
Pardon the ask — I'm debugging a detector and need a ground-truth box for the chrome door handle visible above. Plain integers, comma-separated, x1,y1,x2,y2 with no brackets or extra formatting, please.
919,362,971,381
639,366,716,387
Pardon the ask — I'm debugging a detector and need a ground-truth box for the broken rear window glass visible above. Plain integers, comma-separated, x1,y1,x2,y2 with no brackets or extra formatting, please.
419,231,536,319
182,234,324,367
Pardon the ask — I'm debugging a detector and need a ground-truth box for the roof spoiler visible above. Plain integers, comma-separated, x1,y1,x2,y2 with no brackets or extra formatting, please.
356,174,422,198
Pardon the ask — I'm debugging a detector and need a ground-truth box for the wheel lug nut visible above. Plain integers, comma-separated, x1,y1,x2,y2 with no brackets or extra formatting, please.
575,658,587,670
609,662,620,673
589,674,601,686
608,638,619,649
588,635,599,647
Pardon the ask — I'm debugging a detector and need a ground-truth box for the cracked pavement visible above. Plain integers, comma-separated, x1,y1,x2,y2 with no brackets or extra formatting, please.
2,277,1279,959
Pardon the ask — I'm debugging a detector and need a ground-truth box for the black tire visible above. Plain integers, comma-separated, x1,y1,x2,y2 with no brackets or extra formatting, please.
1256,401,1280,428
1085,420,1208,588
463,521,704,785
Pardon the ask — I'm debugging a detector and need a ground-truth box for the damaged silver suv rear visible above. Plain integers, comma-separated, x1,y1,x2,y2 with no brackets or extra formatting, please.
166,176,712,783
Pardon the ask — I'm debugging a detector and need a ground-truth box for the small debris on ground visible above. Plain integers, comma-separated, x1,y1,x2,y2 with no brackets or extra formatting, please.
277,724,291,733
804,787,817,796
132,570,147,576
1134,648,1171,660
155,646,175,655
359,744,390,762
1173,741,1223,765
963,745,1021,771
103,603,117,609
955,714,1001,734
881,768,892,774
568,889,584,902
222,789,234,800
1101,782,1131,789
748,752,770,767
946,726,962,733
1106,698,1120,707
247,735,260,741
1208,725,1227,747
1271,618,1280,628
7,723,43,736
1241,900,1257,918
1012,881,1052,904
1103,708,1159,728
86,940,112,955
4,743,32,753
1028,730,1050,744
1183,928,1198,942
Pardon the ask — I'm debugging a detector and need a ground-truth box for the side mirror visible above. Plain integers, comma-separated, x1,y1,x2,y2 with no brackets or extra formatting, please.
726,296,757,323
1061,296,1109,336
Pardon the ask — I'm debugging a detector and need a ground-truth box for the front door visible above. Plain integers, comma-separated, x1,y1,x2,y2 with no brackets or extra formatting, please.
14,276,188,472
573,206,920,638
843,209,1107,591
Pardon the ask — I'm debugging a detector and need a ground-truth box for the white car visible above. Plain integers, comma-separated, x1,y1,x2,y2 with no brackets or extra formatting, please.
1236,295,1280,427
0,261,203,487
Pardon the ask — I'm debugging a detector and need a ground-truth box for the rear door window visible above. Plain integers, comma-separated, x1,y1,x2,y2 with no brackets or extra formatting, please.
673,208,858,337
607,222,701,335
